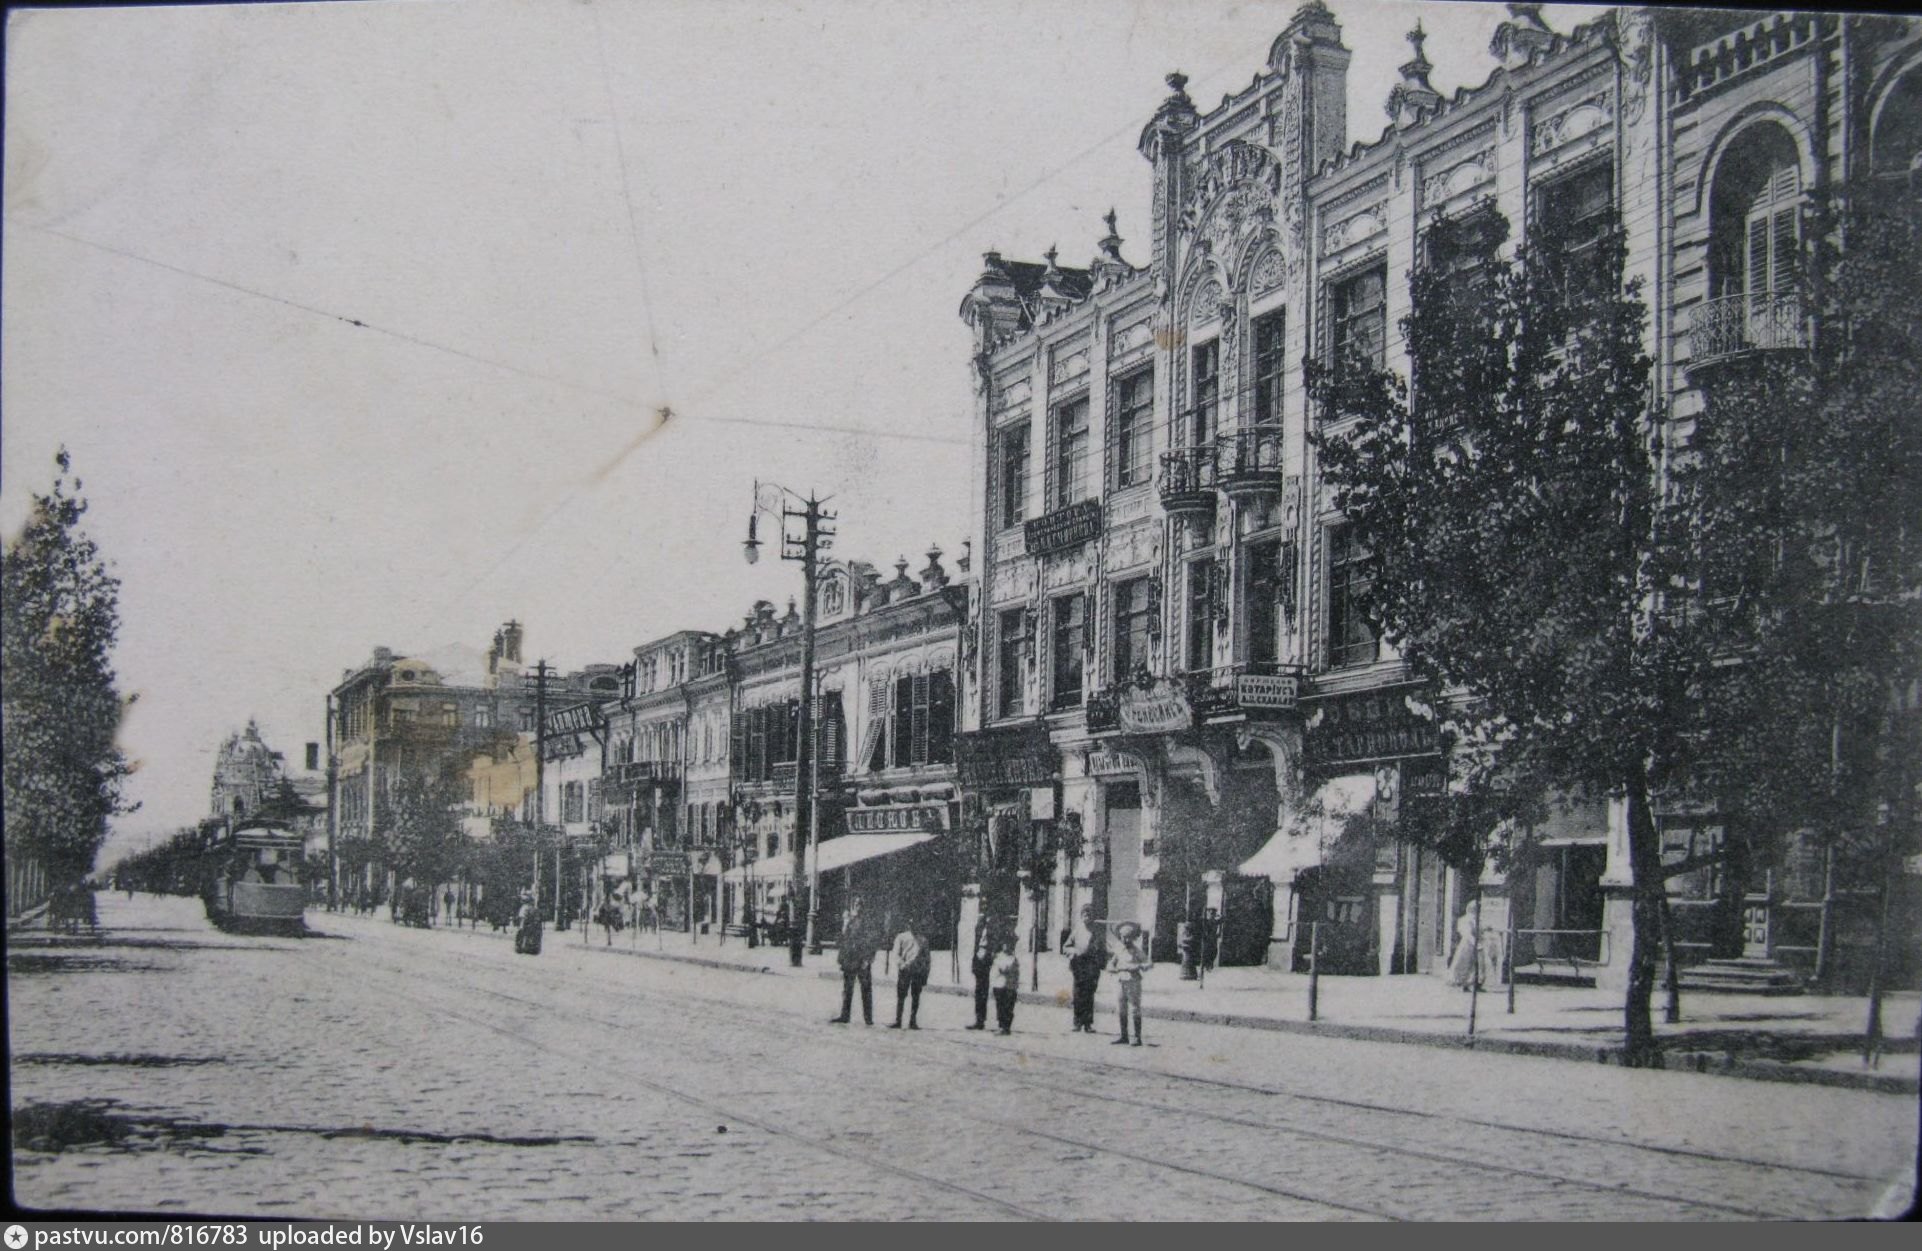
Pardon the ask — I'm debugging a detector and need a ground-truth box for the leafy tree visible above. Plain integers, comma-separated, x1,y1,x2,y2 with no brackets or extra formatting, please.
1308,209,1696,1062
2,450,139,896
1684,186,1922,993
383,772,467,893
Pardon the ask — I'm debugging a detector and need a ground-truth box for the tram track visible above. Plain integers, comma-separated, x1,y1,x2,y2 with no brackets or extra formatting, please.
324,924,1885,1219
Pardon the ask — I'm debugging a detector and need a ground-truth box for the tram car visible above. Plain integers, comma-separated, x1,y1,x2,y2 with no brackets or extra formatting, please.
200,819,308,933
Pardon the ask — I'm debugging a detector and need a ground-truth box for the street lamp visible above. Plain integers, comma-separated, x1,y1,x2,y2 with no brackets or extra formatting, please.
743,480,836,969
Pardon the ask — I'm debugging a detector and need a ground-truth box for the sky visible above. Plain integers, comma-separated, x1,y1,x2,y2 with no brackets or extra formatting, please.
2,0,1597,862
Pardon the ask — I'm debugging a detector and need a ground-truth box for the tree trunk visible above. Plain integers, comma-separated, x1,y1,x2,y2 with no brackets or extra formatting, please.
1622,767,1663,1066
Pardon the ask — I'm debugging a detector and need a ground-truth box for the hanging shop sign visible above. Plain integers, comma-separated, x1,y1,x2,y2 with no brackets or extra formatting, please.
956,724,1058,788
1302,682,1439,770
1234,673,1299,711
1024,499,1103,557
846,804,949,834
545,703,603,737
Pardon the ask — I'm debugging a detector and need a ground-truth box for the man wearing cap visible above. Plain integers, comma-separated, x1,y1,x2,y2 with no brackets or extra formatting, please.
830,895,879,1025
1108,921,1149,1045
1066,904,1107,1033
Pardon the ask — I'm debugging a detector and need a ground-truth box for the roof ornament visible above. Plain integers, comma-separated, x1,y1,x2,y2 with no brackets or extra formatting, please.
1387,21,1443,126
1490,2,1555,72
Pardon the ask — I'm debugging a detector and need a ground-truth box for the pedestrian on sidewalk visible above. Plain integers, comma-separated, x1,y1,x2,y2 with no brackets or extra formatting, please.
513,889,543,956
1447,910,1480,991
991,936,1021,1035
1109,921,1149,1046
830,895,879,1025
966,915,995,1030
1067,904,1107,1033
890,918,931,1029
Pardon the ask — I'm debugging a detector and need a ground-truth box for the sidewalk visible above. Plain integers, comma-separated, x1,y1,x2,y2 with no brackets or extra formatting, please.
409,912,1921,1095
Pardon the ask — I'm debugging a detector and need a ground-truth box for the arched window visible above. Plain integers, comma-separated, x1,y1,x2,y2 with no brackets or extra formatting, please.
1871,64,1922,188
1701,122,1807,359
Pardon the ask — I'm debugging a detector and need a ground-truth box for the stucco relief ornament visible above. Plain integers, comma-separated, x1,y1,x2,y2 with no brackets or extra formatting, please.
1612,9,1654,125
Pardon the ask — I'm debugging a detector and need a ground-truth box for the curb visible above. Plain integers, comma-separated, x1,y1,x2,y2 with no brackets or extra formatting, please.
578,937,1921,1097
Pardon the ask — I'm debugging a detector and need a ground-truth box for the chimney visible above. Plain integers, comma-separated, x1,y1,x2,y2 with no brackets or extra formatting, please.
500,620,524,664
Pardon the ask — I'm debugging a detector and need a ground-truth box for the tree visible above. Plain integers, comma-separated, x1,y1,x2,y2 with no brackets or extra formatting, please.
1308,209,1696,1062
383,772,467,895
1685,185,1922,1001
2,449,139,896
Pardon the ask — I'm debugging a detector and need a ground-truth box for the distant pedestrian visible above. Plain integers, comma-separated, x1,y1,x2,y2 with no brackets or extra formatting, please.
829,896,877,1025
1109,921,1148,1046
990,937,1021,1035
965,915,995,1030
1067,904,1107,1033
514,889,543,956
889,919,931,1030
442,888,454,927
1200,907,1222,972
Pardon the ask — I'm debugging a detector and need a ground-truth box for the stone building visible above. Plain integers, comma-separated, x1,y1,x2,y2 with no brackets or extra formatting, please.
957,2,1921,985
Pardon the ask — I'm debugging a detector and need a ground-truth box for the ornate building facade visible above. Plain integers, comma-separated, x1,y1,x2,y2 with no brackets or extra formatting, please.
958,2,1922,985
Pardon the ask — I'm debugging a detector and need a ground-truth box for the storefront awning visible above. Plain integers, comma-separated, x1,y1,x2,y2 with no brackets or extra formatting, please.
719,833,935,884
812,832,934,874
1238,773,1378,882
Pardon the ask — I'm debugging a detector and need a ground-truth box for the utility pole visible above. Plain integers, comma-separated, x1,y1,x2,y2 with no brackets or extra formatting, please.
743,481,835,968
534,658,550,914
324,693,339,911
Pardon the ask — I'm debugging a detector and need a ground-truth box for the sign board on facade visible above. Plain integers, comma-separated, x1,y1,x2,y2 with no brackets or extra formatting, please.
1023,499,1103,556
644,851,691,876
956,724,1058,787
1087,750,1144,777
1302,683,1440,770
1118,681,1192,734
846,805,948,834
1234,673,1299,710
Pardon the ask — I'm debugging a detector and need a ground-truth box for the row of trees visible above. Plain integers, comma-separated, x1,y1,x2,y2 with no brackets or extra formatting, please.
3,451,139,911
1307,186,1920,1061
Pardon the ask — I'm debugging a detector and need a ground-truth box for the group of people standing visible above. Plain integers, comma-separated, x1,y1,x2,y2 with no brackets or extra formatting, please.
826,896,1151,1044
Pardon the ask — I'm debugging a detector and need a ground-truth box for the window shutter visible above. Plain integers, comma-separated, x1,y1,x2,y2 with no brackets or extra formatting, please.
1770,207,1797,295
894,674,915,768
911,673,931,765
928,671,955,764
1746,215,1771,307
859,679,887,773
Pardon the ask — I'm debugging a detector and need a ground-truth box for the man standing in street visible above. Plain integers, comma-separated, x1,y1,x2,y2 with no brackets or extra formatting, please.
1110,920,1148,1045
1067,904,1107,1033
965,914,995,1030
889,917,931,1030
990,936,1021,1035
830,895,878,1026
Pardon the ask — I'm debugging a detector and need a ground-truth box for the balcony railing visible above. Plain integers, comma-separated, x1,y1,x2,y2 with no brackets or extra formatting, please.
1688,293,1807,369
1159,444,1217,515
1219,425,1285,495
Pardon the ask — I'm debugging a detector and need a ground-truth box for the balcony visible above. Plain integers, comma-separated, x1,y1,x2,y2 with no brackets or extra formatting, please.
1218,426,1285,500
1159,444,1217,519
1688,293,1807,372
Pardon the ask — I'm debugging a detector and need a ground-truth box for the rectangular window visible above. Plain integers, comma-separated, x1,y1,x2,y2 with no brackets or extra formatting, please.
474,706,492,728
894,673,915,768
1246,538,1284,668
1186,559,1216,673
1326,524,1379,668
1052,399,1091,510
1051,593,1086,710
1331,267,1387,376
563,781,584,825
862,680,889,773
1190,340,1219,446
997,608,1026,719
1252,311,1286,427
999,422,1030,528
1113,576,1152,684
927,670,955,763
1538,164,1614,305
1113,368,1153,489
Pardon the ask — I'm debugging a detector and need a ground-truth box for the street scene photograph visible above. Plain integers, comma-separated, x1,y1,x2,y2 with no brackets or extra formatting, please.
5,0,1920,1223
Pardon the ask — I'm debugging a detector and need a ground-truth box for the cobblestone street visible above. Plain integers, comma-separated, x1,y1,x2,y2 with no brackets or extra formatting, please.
10,894,1917,1220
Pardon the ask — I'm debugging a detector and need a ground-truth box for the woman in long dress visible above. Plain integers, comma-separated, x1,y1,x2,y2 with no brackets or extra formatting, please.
1446,910,1479,990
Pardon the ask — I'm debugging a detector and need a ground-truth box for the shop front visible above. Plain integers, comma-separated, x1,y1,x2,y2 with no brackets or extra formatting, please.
954,722,1061,955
